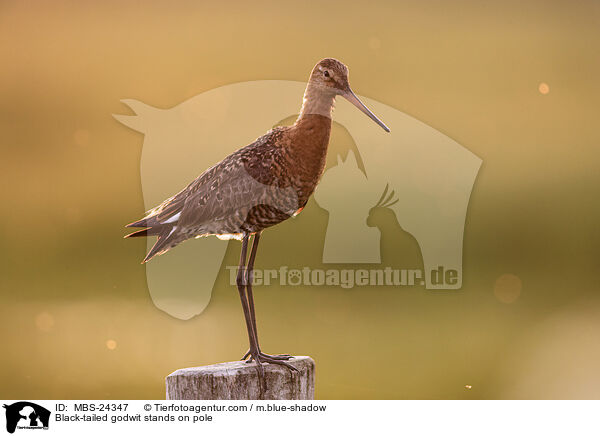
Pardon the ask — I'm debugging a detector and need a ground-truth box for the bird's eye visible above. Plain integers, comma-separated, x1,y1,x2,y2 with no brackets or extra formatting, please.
323,70,330,78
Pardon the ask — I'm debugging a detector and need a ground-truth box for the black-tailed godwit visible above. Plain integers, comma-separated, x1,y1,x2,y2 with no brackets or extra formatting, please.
126,58,390,389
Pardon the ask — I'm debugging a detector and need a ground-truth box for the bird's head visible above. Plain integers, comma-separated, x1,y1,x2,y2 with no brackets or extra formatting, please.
308,58,390,132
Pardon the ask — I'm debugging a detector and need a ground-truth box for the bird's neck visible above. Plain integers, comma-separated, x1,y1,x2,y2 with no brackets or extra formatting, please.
287,85,334,193
297,84,336,120
292,85,333,145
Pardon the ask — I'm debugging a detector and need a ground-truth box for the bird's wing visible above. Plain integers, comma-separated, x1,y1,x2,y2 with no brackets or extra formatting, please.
128,128,299,233
177,141,300,232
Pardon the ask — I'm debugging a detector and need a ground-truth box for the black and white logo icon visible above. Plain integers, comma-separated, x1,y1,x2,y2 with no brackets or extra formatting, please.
3,402,50,434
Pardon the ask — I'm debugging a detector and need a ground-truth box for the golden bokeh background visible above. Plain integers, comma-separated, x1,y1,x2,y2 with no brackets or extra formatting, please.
1,0,599,399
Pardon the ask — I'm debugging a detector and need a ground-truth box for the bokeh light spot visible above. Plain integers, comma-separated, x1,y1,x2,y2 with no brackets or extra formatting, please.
35,312,55,331
538,83,550,95
106,339,117,350
494,273,522,303
465,385,472,390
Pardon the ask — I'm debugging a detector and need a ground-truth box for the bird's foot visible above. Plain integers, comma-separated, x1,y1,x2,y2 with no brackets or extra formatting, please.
246,353,297,369
241,349,293,361
243,349,299,393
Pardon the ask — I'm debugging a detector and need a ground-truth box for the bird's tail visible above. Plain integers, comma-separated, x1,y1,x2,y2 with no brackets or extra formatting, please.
124,222,177,263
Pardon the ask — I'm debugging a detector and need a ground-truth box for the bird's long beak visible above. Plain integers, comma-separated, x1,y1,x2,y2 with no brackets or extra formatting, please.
342,89,390,132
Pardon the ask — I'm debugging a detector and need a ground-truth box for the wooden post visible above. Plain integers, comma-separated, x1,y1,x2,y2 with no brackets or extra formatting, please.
166,356,315,400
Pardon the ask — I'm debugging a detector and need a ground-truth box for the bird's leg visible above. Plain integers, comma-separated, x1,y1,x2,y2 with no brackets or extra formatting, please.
236,235,266,388
241,232,295,366
244,232,262,356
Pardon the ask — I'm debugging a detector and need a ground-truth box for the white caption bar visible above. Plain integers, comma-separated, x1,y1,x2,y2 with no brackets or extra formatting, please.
1,400,598,436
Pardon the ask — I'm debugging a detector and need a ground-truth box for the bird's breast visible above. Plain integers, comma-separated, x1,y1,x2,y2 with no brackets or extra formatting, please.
286,119,331,204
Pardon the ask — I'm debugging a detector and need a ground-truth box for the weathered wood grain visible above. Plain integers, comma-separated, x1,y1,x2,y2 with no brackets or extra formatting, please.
166,356,315,400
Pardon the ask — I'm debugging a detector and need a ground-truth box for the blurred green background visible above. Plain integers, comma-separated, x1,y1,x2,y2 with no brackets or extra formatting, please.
1,0,599,399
